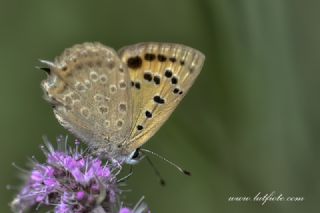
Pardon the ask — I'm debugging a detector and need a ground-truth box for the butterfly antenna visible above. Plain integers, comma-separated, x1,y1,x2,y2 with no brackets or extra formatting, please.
141,148,191,176
145,155,166,186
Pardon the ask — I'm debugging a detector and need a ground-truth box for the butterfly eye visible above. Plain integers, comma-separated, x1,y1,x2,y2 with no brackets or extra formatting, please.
125,148,143,165
131,148,140,159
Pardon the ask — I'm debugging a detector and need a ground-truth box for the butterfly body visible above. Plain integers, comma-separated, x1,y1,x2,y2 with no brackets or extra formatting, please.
41,42,205,162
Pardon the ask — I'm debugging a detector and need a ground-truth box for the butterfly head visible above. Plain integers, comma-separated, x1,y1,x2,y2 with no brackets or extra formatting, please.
94,143,144,165
91,142,143,165
124,148,144,165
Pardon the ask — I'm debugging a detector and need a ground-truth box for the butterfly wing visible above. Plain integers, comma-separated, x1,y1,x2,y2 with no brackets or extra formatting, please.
118,42,205,153
41,42,133,155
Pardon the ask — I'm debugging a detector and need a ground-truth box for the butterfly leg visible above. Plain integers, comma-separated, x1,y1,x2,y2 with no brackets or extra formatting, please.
117,166,134,184
110,158,123,176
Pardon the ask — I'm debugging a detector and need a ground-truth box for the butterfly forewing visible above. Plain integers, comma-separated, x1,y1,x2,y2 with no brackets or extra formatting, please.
41,43,133,154
119,43,205,152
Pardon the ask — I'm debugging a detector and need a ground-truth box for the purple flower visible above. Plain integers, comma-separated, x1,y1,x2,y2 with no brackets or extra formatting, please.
119,208,132,213
10,136,149,213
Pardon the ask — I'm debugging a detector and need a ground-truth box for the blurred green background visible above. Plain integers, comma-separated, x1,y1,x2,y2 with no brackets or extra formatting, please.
0,0,319,212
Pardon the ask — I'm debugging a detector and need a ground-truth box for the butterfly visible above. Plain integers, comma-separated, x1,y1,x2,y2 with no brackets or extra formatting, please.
40,42,205,164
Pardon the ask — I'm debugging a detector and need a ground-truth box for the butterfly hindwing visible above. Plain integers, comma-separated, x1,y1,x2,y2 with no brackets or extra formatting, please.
41,43,133,154
119,42,205,152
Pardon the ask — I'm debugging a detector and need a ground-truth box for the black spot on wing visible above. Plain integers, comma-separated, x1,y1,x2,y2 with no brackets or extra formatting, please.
134,82,141,89
165,69,173,78
144,53,156,61
169,57,177,63
144,72,153,82
145,110,152,118
153,75,161,85
173,88,179,94
127,56,142,69
173,88,183,95
153,95,165,104
157,54,167,62
171,76,178,84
